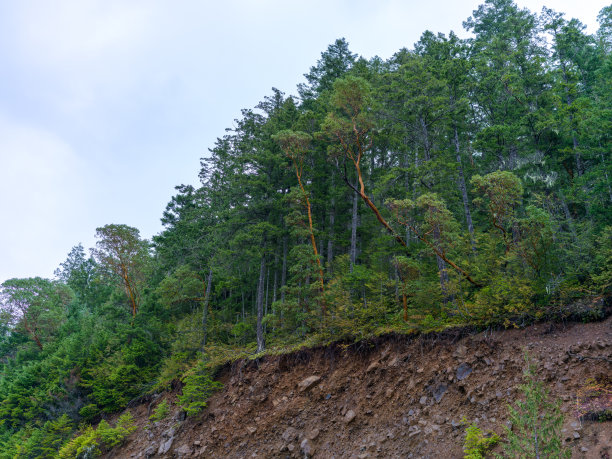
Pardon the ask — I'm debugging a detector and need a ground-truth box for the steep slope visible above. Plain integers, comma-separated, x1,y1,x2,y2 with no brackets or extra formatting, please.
112,313,610,458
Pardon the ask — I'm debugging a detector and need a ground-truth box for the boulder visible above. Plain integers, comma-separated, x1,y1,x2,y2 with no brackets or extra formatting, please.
282,426,298,442
144,444,157,458
174,444,192,457
158,436,174,455
301,438,315,457
298,375,321,392
432,384,447,403
344,409,356,423
456,363,472,381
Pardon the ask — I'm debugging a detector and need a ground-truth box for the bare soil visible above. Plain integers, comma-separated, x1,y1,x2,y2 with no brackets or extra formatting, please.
110,313,611,458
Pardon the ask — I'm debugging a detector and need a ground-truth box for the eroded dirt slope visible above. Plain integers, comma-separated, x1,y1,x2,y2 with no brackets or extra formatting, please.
113,314,611,458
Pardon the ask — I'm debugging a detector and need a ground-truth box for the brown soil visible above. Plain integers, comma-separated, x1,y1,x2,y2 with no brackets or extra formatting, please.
110,314,611,458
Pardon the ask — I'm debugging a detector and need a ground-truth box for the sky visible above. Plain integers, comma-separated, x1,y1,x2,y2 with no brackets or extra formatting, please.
0,0,608,284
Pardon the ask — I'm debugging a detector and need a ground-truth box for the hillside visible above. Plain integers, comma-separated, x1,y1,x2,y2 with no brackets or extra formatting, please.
110,311,611,458
1,1,612,456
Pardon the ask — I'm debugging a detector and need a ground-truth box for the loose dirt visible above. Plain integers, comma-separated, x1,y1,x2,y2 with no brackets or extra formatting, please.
109,313,611,458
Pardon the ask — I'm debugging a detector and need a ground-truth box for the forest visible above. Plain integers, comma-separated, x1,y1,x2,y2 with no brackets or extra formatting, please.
0,0,611,456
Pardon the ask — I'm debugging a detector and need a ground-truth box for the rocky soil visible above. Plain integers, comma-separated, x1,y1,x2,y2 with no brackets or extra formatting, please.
108,313,611,458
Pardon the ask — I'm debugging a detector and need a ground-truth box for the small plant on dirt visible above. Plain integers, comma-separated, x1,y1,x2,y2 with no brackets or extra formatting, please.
178,362,222,416
461,417,500,458
57,412,137,458
574,376,612,422
498,354,570,458
58,426,100,459
149,399,170,422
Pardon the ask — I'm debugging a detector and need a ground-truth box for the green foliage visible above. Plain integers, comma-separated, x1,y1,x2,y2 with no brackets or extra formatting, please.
591,226,612,293
574,376,612,421
177,363,222,416
57,426,100,459
462,417,500,459
499,355,570,458
78,404,99,423
149,399,170,422
2,3,612,453
97,412,136,448
57,412,135,459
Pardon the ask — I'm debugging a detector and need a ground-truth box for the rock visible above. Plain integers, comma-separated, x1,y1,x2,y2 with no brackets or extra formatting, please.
419,396,428,405
298,375,321,392
162,426,177,439
453,344,467,358
282,427,298,442
366,361,379,373
301,438,314,457
246,426,257,435
193,440,201,446
573,431,580,439
344,409,356,423
174,444,192,457
287,443,295,452
158,437,174,455
307,428,320,440
175,410,187,422
144,444,157,458
432,384,447,403
456,363,472,381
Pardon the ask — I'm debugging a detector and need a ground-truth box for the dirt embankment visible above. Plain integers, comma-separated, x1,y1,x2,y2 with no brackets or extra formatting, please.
111,314,611,459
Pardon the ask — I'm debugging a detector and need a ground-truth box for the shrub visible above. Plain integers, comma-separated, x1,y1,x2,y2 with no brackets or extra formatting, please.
574,376,612,422
78,404,100,422
57,411,136,458
499,355,570,458
58,426,100,459
149,399,170,422
177,363,222,416
462,417,499,458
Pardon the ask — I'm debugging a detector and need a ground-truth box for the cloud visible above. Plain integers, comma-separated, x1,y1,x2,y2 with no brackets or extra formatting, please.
0,116,88,283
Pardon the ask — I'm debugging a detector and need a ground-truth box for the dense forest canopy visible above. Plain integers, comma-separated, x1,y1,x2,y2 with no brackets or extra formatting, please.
0,1,611,456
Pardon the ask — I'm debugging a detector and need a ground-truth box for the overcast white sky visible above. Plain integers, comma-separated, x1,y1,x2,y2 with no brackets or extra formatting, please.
0,0,608,283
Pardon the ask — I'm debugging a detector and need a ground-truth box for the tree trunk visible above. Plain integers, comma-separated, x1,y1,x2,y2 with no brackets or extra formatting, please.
433,226,450,306
23,316,43,350
454,126,476,250
327,172,336,268
559,190,577,241
350,189,359,273
272,269,277,305
201,266,212,349
281,236,287,304
256,256,266,353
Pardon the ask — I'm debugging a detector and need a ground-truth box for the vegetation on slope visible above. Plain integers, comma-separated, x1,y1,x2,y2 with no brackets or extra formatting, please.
1,1,611,456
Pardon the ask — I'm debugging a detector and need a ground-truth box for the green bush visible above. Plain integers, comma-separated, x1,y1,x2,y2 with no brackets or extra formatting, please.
462,417,499,458
58,426,100,459
499,356,570,458
177,364,222,416
78,404,100,422
149,399,170,422
57,411,136,458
